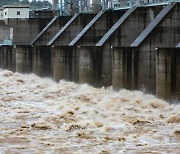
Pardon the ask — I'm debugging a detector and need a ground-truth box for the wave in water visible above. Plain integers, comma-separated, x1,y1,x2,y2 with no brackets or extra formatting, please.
0,69,179,153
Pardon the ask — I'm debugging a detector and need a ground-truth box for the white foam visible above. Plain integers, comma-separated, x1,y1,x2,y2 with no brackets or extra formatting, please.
0,69,180,153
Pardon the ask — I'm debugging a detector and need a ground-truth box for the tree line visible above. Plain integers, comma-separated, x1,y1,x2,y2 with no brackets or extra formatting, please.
0,0,52,10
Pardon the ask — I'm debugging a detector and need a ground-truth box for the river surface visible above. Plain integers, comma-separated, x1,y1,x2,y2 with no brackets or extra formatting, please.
0,69,179,153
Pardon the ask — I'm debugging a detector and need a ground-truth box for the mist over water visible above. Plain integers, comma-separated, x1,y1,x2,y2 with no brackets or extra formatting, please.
0,69,179,153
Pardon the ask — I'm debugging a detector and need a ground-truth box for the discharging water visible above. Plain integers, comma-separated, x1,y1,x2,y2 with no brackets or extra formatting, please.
0,69,179,153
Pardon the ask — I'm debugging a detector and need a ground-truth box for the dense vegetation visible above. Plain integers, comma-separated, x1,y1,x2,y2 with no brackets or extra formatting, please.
0,0,52,10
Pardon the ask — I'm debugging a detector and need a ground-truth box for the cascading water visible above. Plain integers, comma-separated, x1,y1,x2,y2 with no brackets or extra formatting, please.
0,69,179,153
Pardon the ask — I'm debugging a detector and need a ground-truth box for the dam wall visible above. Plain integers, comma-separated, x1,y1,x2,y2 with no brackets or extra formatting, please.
0,2,180,100
50,13,95,46
0,18,53,45
131,3,180,94
78,5,163,87
31,16,72,46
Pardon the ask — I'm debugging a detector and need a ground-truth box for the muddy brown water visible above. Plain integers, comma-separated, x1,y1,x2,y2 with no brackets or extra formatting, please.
0,69,179,153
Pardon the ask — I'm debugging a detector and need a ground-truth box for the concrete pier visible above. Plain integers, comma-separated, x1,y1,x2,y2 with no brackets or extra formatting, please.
156,48,172,99
0,46,15,72
32,46,51,77
112,47,137,90
51,46,79,82
174,49,180,99
156,48,180,100
16,45,32,73
79,46,102,86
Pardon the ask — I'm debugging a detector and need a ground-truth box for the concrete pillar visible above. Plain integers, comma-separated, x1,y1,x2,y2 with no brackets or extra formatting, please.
51,46,78,82
71,0,92,14
0,47,3,68
112,48,124,90
101,45,112,87
0,46,14,71
175,49,180,99
78,46,112,87
32,46,51,77
16,45,32,73
92,0,101,13
156,49,172,99
52,0,58,10
112,47,136,90
4,46,12,70
79,47,95,85
71,0,79,13
86,0,91,9
11,47,16,72
137,47,156,94
51,47,68,81
32,47,40,76
79,46,102,87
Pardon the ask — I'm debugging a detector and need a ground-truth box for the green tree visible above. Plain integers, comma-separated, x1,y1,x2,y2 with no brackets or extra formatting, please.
0,0,52,10
0,0,20,6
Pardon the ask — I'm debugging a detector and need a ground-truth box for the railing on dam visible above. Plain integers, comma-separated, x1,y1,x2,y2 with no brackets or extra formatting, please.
107,0,180,10
57,0,180,15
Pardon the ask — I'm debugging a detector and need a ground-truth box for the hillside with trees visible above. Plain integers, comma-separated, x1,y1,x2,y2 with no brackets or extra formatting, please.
0,0,52,10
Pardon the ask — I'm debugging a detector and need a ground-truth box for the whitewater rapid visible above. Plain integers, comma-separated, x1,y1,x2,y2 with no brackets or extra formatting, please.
0,69,179,153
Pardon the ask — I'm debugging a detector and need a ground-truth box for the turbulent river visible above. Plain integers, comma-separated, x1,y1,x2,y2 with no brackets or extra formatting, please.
0,69,179,153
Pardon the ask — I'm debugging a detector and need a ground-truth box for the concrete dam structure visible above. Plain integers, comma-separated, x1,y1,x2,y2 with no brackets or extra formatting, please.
0,2,180,100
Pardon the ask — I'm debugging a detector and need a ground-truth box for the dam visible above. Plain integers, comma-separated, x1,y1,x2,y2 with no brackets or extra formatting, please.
0,0,180,100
